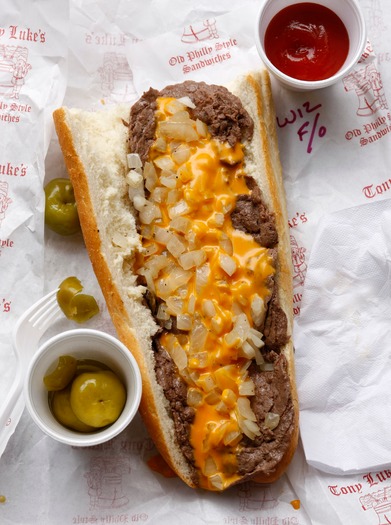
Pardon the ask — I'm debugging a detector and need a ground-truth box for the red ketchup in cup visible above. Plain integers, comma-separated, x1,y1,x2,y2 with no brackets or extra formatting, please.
264,2,349,81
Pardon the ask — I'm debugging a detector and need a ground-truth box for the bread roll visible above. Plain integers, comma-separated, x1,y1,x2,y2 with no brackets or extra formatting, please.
53,69,299,491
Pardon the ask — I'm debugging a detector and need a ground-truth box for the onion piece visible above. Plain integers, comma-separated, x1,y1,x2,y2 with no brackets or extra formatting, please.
126,169,143,188
144,161,158,191
195,263,210,293
154,155,176,172
127,153,142,170
159,121,198,142
172,144,191,165
168,199,190,219
187,387,203,408
237,397,257,422
165,296,184,316
189,318,208,353
223,430,242,447
177,314,192,331
209,474,224,491
264,412,280,430
197,372,216,393
170,216,192,234
166,233,186,258
168,337,187,371
179,249,207,270
203,456,218,476
156,302,170,321
177,96,196,109
202,299,216,318
238,379,255,396
260,362,274,372
195,118,208,138
219,254,237,276
154,136,167,152
251,294,266,327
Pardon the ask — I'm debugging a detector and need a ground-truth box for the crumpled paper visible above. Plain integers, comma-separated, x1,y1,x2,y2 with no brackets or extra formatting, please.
295,198,391,475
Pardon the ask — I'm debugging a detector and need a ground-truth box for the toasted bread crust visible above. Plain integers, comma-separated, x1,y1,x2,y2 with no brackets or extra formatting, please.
53,70,298,489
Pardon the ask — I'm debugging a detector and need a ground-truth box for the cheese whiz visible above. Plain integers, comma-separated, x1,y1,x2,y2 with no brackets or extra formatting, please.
53,70,299,491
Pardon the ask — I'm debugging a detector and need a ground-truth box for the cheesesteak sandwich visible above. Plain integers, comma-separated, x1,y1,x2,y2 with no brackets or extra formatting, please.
53,70,299,491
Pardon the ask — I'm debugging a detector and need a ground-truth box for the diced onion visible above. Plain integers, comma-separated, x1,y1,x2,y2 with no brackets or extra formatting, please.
177,96,196,109
247,327,264,349
150,186,168,203
219,254,237,276
139,202,161,225
223,430,242,447
237,397,257,422
166,296,184,316
197,372,216,393
168,199,190,219
209,474,224,491
126,169,143,188
188,351,208,369
239,341,256,359
133,195,148,211
179,250,207,270
169,339,188,371
170,216,192,234
204,390,221,405
154,137,167,152
172,144,191,165
128,185,145,201
195,263,210,293
169,111,192,123
219,234,233,256
160,172,178,189
251,294,266,327
241,418,261,439
260,362,274,372
154,155,176,172
203,456,218,476
167,234,186,258
189,318,208,352
221,388,236,408
159,121,198,142
156,302,170,321
195,118,208,138
187,293,196,315
264,412,280,430
177,314,192,331
254,347,265,366
127,153,142,170
187,387,203,408
202,299,216,318
144,162,158,191
239,379,255,396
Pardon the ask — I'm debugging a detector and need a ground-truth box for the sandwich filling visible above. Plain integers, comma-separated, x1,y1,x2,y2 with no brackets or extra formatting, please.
129,81,294,490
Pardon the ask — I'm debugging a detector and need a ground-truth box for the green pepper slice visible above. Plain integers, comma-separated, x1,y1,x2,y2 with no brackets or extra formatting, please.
57,276,99,323
44,178,81,236
43,355,77,391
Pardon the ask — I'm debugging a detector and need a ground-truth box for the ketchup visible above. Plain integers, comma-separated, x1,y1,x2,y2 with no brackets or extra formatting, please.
264,3,349,81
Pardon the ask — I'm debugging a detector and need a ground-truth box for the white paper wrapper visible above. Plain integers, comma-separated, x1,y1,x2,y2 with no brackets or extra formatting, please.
295,198,391,475
0,0,68,458
288,441,391,525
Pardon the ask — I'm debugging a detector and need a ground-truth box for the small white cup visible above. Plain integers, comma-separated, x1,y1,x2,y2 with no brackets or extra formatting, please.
254,0,367,91
24,328,142,447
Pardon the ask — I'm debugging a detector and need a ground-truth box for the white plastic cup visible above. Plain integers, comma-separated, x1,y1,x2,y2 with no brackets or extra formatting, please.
254,0,367,91
24,329,142,447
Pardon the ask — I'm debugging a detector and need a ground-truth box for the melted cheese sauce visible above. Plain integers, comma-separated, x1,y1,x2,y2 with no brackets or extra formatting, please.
135,97,275,490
